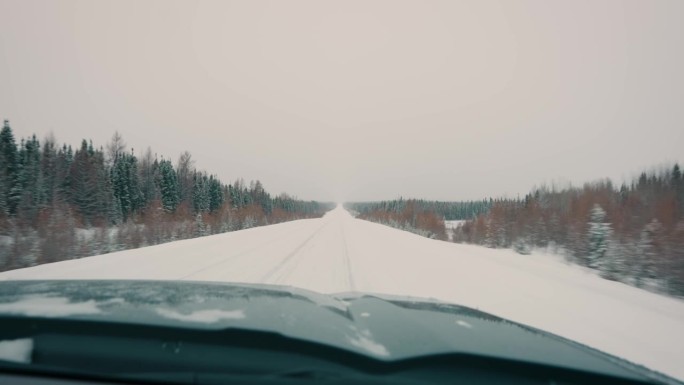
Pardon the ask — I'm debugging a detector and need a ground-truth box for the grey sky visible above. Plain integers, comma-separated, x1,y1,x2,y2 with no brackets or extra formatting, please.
1,0,682,202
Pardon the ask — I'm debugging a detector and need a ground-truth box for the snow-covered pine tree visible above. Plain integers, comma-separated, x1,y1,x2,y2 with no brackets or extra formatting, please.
157,159,179,212
192,172,210,213
208,176,224,213
673,164,683,216
636,219,661,284
587,204,612,270
16,135,45,221
111,151,144,222
0,120,19,215
195,212,208,236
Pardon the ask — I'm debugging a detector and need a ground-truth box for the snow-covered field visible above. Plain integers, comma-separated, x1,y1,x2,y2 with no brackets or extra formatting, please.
1,206,683,381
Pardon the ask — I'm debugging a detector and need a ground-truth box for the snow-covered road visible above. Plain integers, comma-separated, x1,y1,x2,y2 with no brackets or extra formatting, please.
2,206,684,381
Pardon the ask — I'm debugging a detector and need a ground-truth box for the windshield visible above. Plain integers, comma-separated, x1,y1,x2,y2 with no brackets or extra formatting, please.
0,1,682,385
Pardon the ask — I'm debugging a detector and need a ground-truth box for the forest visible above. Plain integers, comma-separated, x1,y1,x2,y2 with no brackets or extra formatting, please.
345,199,492,240
455,165,684,295
347,199,492,220
2,117,682,296
0,120,332,271
348,166,684,296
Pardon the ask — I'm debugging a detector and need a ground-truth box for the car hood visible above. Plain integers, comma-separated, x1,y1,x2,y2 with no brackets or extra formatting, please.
0,280,662,382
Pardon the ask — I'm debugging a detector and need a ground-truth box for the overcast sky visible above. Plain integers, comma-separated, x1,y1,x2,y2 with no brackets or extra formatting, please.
1,0,682,202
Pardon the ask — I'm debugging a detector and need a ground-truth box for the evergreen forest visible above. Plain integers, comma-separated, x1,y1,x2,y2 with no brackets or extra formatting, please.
0,121,332,270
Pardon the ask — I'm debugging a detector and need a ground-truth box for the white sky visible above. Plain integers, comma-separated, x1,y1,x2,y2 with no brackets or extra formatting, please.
1,0,682,201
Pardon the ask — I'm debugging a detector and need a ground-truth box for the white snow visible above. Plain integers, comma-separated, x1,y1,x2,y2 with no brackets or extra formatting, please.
1,205,683,381
444,220,465,229
347,334,390,357
0,339,33,363
155,308,245,323
0,296,102,317
444,220,465,241
0,235,12,246
346,326,390,357
455,319,473,329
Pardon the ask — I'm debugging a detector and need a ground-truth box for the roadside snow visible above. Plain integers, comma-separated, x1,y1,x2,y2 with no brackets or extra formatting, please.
1,206,683,381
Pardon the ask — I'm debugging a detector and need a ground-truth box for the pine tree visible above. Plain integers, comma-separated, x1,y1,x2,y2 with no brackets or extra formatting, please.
192,171,209,213
67,140,112,225
55,144,74,203
208,176,224,212
157,159,179,212
138,147,158,206
112,151,144,221
16,135,45,222
636,219,662,284
41,134,58,205
195,212,208,236
587,204,612,269
0,120,19,215
673,164,683,216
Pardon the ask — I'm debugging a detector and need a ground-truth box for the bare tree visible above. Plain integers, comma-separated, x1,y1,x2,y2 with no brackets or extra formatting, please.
106,131,126,166
176,151,195,207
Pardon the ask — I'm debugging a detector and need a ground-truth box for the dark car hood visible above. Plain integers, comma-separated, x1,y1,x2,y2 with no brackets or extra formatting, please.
0,280,664,382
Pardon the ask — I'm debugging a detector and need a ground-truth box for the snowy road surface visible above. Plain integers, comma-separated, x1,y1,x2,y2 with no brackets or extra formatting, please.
2,206,684,381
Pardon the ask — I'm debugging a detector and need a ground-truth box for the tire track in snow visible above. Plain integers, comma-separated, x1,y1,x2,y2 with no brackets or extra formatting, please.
340,222,356,292
260,220,332,284
178,221,311,280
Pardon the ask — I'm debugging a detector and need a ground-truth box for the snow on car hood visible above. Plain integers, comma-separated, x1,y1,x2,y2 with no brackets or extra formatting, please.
0,280,655,381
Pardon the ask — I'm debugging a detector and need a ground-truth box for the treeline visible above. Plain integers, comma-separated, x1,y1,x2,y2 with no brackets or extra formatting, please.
454,164,684,295
0,120,332,271
344,198,489,240
347,198,492,221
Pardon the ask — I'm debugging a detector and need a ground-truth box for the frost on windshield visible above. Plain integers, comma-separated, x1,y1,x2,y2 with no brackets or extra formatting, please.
0,296,101,317
455,319,473,329
346,326,389,357
0,338,32,364
155,308,245,323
